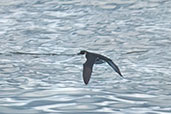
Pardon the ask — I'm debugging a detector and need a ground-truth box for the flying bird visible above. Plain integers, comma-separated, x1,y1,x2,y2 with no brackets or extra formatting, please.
77,50,123,85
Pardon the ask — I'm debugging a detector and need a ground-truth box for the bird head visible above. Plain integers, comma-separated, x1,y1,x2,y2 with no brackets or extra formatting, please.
77,50,87,55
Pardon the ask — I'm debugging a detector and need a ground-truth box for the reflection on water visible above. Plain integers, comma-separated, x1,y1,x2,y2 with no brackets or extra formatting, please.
0,0,171,113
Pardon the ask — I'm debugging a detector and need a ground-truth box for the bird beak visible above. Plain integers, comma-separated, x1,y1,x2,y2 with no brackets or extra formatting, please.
77,52,81,55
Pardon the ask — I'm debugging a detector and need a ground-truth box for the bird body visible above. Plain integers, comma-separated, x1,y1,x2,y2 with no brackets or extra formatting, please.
78,50,123,85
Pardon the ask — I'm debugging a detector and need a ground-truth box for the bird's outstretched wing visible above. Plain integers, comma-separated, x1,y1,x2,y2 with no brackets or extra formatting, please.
106,59,123,77
83,55,96,85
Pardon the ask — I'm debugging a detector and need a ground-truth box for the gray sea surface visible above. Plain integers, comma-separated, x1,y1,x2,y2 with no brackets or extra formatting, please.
0,0,171,113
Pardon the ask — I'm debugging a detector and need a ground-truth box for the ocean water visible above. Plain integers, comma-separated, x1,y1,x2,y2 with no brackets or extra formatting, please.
0,0,171,113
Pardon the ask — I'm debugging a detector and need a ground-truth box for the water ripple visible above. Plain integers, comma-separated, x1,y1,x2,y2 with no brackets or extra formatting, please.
0,0,171,113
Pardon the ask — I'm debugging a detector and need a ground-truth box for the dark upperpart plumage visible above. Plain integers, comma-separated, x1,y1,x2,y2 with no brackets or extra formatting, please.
77,50,123,85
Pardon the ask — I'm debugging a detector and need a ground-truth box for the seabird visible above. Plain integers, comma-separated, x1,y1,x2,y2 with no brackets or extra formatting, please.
77,50,123,85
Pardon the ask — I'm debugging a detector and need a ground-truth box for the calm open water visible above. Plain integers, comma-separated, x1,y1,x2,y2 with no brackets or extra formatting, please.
0,0,171,113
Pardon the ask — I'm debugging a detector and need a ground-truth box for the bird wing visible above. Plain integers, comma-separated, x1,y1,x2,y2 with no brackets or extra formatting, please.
106,59,123,77
94,57,105,64
83,55,97,85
